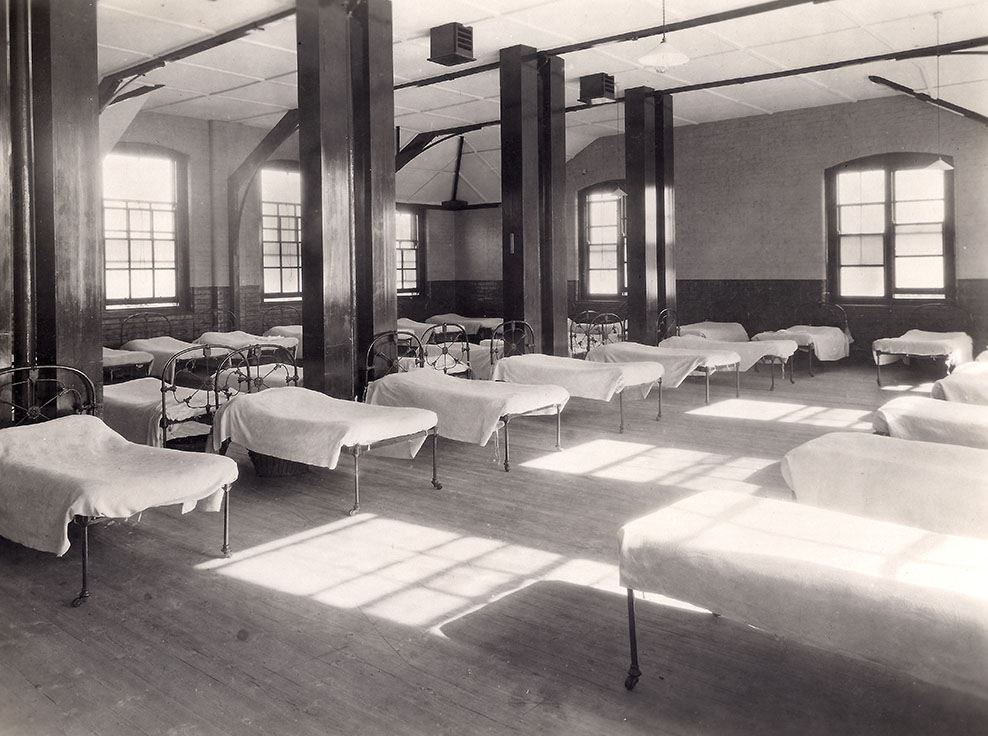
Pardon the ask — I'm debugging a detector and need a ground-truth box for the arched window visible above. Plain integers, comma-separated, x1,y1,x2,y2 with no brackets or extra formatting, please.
260,163,302,300
825,153,954,303
578,181,627,298
102,143,188,307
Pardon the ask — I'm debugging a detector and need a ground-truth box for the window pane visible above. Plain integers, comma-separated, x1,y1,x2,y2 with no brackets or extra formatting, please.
154,240,175,265
154,270,176,299
264,268,282,294
839,204,884,234
129,209,151,232
396,211,415,240
106,240,129,267
131,270,154,299
106,270,129,300
837,170,883,204
588,200,618,227
589,245,617,269
895,256,944,289
103,153,175,202
895,225,943,257
588,270,619,295
588,225,618,244
282,269,299,294
260,169,301,204
894,199,944,224
104,208,127,231
154,210,175,234
839,235,883,266
895,169,943,202
840,266,884,297
131,240,153,265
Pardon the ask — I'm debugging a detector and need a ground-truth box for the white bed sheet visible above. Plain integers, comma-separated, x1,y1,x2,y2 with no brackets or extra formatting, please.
752,325,850,361
874,395,988,450
659,335,797,371
931,362,988,405
213,387,437,469
873,330,973,367
678,321,749,342
781,431,988,539
366,369,568,446
197,330,298,354
586,342,739,388
396,318,434,342
492,353,662,402
264,325,303,358
0,415,237,556
102,377,213,447
103,347,154,369
426,313,502,335
120,336,209,377
619,490,988,698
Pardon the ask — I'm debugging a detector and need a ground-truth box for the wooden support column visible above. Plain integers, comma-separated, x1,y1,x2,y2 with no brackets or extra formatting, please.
28,0,102,388
624,86,675,344
350,0,397,365
500,45,541,338
537,54,567,355
1,0,17,370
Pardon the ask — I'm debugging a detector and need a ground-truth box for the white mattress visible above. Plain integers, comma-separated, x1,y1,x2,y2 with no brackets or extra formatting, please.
659,335,797,371
366,368,568,446
873,330,973,367
492,353,662,402
426,313,502,335
197,330,298,354
931,362,988,405
120,336,209,377
619,490,988,698
264,325,303,358
678,321,749,342
874,395,988,450
586,342,739,388
213,387,437,469
0,415,237,556
102,377,213,447
752,325,850,361
781,432,988,539
102,346,154,369
396,318,434,342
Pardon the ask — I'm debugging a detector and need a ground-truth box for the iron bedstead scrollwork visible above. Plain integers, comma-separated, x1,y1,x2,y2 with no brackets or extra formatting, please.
119,310,173,346
421,322,472,376
658,307,678,341
0,364,232,607
261,303,301,331
875,302,974,386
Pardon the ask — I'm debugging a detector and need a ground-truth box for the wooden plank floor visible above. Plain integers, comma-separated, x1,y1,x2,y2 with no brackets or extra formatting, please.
2,359,986,735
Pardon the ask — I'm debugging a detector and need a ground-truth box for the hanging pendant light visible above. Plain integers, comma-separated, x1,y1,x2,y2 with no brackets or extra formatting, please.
638,0,689,72
928,12,954,171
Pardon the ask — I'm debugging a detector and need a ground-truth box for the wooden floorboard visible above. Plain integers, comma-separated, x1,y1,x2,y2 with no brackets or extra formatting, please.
1,358,986,735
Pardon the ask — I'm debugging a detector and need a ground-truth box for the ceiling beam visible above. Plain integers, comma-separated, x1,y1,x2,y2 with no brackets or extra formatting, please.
869,75,988,127
395,131,440,171
394,0,831,90
106,84,164,108
98,7,295,110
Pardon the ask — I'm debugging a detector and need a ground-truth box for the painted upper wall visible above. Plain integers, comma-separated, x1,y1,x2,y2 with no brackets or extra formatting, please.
566,94,988,282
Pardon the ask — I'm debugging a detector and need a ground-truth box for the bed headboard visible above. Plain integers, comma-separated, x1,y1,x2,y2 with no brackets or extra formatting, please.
421,323,471,375
658,308,678,341
262,304,301,330
214,344,300,397
591,313,626,346
491,321,536,363
569,310,599,356
910,302,973,334
364,330,425,392
0,365,97,428
794,302,849,333
120,311,173,345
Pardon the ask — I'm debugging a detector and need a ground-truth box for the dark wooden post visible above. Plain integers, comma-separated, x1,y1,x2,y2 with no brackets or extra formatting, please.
656,93,676,318
1,0,17,370
500,45,541,339
538,54,568,355
351,0,397,363
29,0,102,388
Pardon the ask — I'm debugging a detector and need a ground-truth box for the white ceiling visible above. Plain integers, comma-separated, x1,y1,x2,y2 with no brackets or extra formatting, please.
99,0,988,204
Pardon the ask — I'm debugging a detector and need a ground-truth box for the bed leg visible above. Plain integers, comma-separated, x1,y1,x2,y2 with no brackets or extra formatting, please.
735,363,741,397
618,392,625,433
625,589,641,691
555,405,563,450
876,354,883,387
72,516,90,608
503,420,511,472
221,486,231,557
431,429,443,490
655,380,662,421
348,449,361,516
769,360,776,391
808,348,815,378
705,369,711,404
217,438,232,456
788,356,795,384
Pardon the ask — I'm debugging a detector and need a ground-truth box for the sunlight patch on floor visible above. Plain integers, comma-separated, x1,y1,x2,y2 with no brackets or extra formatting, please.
687,398,873,429
880,382,935,393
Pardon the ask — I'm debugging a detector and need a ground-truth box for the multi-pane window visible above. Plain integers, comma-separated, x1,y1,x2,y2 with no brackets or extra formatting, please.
103,150,182,306
579,184,627,297
828,153,953,302
396,208,421,294
261,168,302,299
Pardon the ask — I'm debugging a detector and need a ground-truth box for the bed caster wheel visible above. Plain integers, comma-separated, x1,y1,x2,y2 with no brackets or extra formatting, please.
347,506,359,517
432,480,443,490
624,674,640,691
71,593,89,608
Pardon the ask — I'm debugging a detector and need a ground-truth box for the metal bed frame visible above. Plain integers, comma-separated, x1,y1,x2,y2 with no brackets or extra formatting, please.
0,364,231,607
656,306,740,403
421,322,472,376
261,303,301,331
489,320,536,368
369,328,563,473
875,302,974,386
789,301,850,377
119,310,174,346
103,351,154,385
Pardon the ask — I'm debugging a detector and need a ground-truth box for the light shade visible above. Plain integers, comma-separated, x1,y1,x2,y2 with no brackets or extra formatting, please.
638,37,689,72
926,156,954,171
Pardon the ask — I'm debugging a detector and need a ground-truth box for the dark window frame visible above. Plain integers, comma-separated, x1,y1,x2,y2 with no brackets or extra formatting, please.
577,180,628,300
396,204,427,296
102,142,191,309
260,159,303,302
825,152,955,305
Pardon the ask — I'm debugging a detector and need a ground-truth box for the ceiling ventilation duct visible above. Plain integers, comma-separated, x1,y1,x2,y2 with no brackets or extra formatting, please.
578,73,616,103
429,23,475,66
